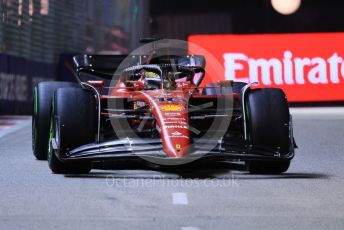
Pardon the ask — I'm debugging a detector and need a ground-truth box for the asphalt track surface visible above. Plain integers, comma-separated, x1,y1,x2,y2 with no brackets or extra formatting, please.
0,108,344,230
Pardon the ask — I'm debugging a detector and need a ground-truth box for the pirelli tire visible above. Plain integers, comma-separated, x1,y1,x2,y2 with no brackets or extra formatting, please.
48,88,95,174
32,81,79,160
245,88,291,174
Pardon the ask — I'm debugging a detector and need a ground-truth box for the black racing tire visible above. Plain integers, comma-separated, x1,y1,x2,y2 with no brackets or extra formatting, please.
246,160,290,174
245,88,291,174
48,88,95,174
202,81,247,95
32,81,79,160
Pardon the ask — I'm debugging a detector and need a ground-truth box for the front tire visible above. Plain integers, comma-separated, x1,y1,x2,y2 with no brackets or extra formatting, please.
245,88,292,174
48,88,95,174
32,81,78,160
246,160,290,174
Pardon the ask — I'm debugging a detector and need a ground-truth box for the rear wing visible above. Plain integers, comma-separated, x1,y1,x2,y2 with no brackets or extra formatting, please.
73,54,206,80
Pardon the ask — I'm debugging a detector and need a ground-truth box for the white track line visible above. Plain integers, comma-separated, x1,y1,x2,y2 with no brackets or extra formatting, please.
181,227,200,230
290,107,344,120
172,192,188,205
290,107,344,115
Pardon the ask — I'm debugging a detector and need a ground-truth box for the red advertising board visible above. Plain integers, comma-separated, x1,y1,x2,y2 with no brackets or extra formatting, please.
188,33,344,102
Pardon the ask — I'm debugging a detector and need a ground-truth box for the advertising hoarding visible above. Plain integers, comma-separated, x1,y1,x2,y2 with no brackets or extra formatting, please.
189,33,344,102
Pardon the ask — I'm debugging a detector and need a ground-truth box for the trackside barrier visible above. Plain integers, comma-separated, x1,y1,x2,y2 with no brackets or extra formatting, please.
0,54,55,115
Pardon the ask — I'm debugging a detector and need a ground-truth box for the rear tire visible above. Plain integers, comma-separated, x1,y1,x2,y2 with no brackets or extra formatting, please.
245,88,291,174
202,81,247,95
48,88,95,174
32,81,79,160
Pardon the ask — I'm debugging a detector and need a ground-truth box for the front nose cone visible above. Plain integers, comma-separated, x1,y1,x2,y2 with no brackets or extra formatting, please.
151,100,191,159
162,140,192,158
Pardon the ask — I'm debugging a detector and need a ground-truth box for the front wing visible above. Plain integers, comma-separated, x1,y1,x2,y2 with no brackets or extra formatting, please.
51,137,295,163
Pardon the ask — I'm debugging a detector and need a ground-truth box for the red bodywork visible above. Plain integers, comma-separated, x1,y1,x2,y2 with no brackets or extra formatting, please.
65,53,295,167
105,79,200,158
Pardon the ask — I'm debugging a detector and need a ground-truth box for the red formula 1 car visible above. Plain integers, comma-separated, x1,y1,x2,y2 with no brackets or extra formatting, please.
32,44,295,174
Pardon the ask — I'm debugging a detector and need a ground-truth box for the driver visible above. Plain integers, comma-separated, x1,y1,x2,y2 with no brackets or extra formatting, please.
140,69,190,90
142,70,161,89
